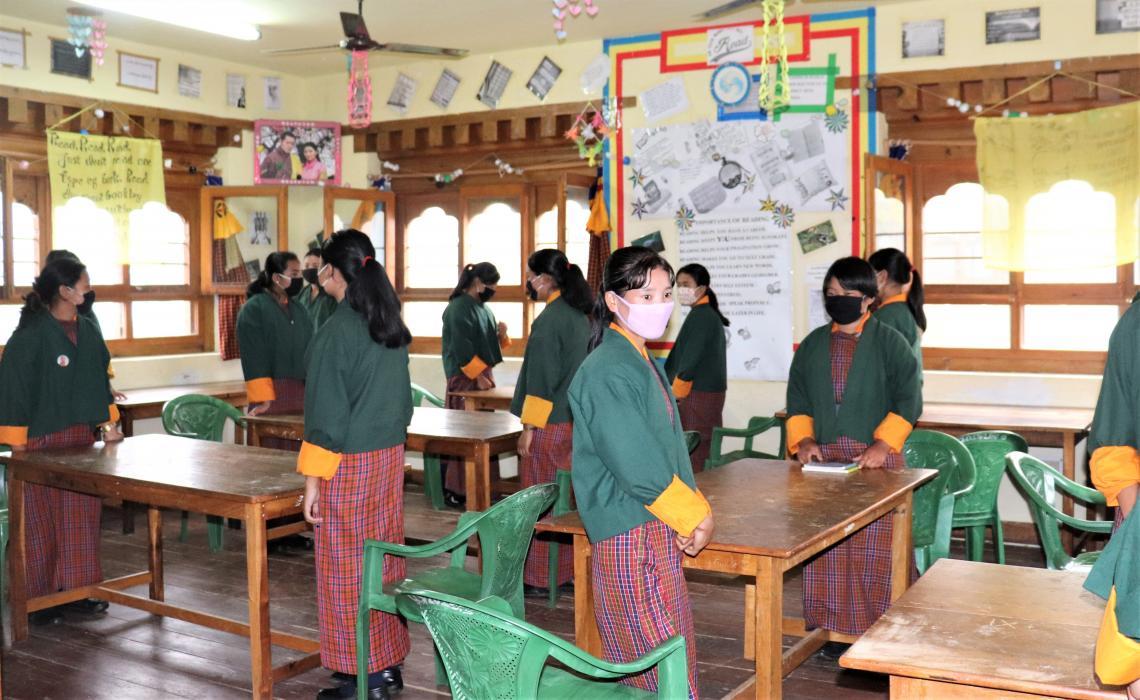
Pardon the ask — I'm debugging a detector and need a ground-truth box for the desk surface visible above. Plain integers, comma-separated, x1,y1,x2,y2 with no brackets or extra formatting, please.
776,402,1093,434
246,406,523,443
841,559,1120,700
541,459,934,558
116,381,248,409
449,386,516,401
6,434,303,504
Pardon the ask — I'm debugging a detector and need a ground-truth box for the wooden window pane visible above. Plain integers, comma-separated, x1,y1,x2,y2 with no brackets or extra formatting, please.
873,185,905,251
128,203,190,286
131,300,193,338
405,207,458,288
402,300,448,338
93,301,126,340
332,199,388,262
9,200,41,287
53,197,125,285
924,304,1011,349
466,199,521,286
0,305,19,343
922,183,1010,285
564,186,592,270
486,301,523,339
1023,305,1118,351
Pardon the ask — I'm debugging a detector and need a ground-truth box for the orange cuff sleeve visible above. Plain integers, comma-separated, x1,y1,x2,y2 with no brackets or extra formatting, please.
246,377,276,403
107,362,116,379
107,404,121,424
461,356,489,380
297,441,342,480
1091,446,1140,507
645,475,712,537
785,415,814,456
671,377,693,400
520,395,554,429
1096,588,1140,686
0,425,29,447
873,412,913,454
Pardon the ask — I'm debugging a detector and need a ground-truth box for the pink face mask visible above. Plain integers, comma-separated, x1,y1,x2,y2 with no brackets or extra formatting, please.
613,294,674,340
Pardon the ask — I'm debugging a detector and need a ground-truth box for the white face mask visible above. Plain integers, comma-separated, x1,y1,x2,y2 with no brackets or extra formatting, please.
676,287,698,306
612,294,674,340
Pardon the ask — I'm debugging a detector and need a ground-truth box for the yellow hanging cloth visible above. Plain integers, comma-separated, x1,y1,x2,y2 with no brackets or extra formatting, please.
586,176,610,237
213,200,245,240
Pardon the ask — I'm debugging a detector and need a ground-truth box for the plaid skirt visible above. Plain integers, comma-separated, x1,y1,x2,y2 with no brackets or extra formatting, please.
592,519,698,699
521,421,573,587
316,445,410,673
442,368,496,494
678,390,725,474
25,424,102,598
260,378,305,451
802,436,903,635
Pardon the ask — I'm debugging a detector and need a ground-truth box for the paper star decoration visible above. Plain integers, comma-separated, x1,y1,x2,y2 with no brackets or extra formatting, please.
674,204,696,232
824,105,849,134
826,188,849,211
742,173,757,194
628,167,646,189
772,203,794,228
631,198,648,220
760,196,778,213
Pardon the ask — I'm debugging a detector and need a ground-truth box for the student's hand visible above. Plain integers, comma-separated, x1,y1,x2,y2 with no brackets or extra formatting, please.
475,374,493,390
248,401,273,416
303,476,322,525
101,425,125,443
856,440,892,469
517,428,534,458
497,321,508,336
1119,484,1138,519
112,389,128,402
675,513,715,557
795,438,824,464
1128,677,1140,700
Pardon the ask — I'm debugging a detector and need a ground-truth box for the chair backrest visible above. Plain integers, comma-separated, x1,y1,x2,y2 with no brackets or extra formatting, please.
683,430,700,455
161,394,244,442
470,483,559,616
958,430,1029,518
0,443,9,513
1005,451,1112,570
411,382,446,408
902,429,976,548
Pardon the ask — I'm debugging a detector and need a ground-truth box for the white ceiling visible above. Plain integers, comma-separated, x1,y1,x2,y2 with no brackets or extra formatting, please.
1,0,896,76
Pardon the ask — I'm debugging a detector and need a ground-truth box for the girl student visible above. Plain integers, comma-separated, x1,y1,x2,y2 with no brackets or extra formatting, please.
784,256,922,645
665,263,730,473
868,247,926,382
568,246,715,698
298,229,414,700
439,262,510,508
1090,296,1140,527
298,244,339,332
0,257,123,626
237,251,313,418
510,249,593,597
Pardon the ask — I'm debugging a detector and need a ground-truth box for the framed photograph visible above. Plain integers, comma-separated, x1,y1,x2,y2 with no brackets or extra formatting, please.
253,120,342,186
198,186,289,295
50,37,91,79
387,72,417,114
178,64,201,98
263,76,282,111
0,27,28,68
1096,0,1140,34
985,8,1041,44
902,19,945,58
226,73,246,108
118,51,159,92
476,60,512,109
430,69,460,109
526,56,562,100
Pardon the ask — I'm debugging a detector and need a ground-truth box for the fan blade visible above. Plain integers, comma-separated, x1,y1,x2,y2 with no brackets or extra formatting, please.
340,11,372,42
371,41,469,58
261,43,344,56
694,0,762,20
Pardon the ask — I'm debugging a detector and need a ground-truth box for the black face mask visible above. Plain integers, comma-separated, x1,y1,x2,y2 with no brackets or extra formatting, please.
824,294,865,325
78,290,96,316
479,287,496,303
525,280,538,301
284,277,304,297
302,268,319,285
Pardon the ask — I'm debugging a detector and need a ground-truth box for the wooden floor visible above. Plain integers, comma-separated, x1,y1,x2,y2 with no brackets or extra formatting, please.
2,485,1047,699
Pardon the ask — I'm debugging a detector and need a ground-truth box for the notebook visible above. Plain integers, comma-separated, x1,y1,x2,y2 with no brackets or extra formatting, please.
802,461,860,474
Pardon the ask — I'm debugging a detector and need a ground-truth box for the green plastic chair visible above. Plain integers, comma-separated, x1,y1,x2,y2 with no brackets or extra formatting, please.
704,416,785,469
956,431,1028,564
357,482,559,691
411,382,448,510
902,430,976,574
398,588,689,700
0,444,9,638
161,395,246,552
1005,451,1112,571
683,430,700,456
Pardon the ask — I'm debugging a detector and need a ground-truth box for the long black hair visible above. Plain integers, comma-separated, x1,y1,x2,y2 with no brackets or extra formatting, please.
528,249,594,314
588,246,675,352
246,251,299,299
322,229,412,348
868,247,926,331
19,257,86,330
449,262,500,301
823,256,878,298
677,262,729,327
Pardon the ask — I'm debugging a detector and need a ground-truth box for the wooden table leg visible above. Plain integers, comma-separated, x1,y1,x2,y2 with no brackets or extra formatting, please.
248,424,262,448
9,477,27,642
148,506,164,601
891,492,913,602
1061,431,1076,554
120,409,137,535
245,502,272,699
572,533,602,656
743,583,755,660
465,443,491,512
753,556,783,699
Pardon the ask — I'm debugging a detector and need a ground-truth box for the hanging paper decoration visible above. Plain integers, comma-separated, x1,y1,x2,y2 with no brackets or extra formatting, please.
67,11,94,58
565,99,620,167
89,18,107,66
347,50,372,128
756,0,790,115
552,0,599,41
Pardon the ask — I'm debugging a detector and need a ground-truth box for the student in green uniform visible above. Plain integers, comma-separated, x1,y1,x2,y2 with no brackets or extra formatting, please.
868,247,925,383
298,229,413,699
666,263,729,473
511,248,593,597
0,257,122,625
237,251,313,417
298,246,339,332
1090,297,1140,523
568,246,714,698
785,256,921,650
439,262,510,507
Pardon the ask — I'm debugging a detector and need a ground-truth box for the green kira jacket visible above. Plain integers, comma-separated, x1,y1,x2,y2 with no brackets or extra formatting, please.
873,296,924,384
510,292,590,428
296,284,339,332
0,312,116,445
236,292,313,403
296,301,413,479
441,293,503,380
568,326,711,543
664,298,727,398
1089,301,1140,506
785,315,922,455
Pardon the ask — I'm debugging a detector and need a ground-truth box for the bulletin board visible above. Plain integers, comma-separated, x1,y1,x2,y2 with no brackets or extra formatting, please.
600,9,877,379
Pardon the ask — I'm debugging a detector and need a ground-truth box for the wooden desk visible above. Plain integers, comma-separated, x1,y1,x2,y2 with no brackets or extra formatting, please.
244,406,523,512
538,459,935,699
6,435,316,700
841,559,1123,699
449,385,516,412
115,380,248,437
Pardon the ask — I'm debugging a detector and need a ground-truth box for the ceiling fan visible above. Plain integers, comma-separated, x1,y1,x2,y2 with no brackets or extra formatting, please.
263,0,468,58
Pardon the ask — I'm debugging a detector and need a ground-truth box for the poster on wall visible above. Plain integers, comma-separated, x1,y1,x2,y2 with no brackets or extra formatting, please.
263,76,283,111
226,73,247,108
253,120,341,185
178,64,201,98
1096,0,1140,33
476,60,512,108
678,213,793,381
387,72,417,114
902,19,945,58
430,69,461,108
0,27,28,68
526,56,562,100
985,8,1041,44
